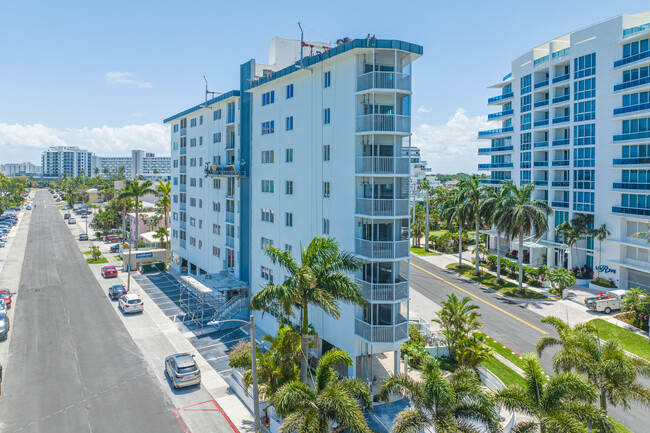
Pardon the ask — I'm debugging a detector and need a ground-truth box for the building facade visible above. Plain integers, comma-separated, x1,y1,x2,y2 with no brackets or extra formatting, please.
1,162,41,177
164,37,422,378
479,12,650,291
92,150,171,180
41,146,93,178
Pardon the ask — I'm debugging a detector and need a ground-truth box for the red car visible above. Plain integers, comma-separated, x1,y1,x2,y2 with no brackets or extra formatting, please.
104,235,122,243
0,289,12,308
101,266,118,278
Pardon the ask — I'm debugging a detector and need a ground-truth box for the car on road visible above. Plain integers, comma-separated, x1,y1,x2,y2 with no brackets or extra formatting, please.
68,217,76,224
108,284,127,300
63,213,71,219
118,293,143,314
0,289,12,309
26,205,32,210
0,311,10,340
109,244,120,253
101,266,118,278
165,353,201,389
78,233,88,241
0,301,6,314
104,234,122,243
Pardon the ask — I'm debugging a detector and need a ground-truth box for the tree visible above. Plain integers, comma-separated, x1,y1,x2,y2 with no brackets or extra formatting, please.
156,180,171,230
117,180,156,250
152,226,169,250
497,182,552,293
432,293,482,359
589,224,610,278
459,175,486,274
481,185,511,282
377,357,500,433
274,349,372,433
537,316,650,414
455,334,494,369
410,203,424,247
496,353,614,433
90,245,101,261
419,177,431,251
250,237,366,383
547,267,576,295
442,190,470,267
556,221,580,269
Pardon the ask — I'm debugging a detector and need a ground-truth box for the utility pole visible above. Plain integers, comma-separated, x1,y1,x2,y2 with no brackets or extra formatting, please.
250,315,260,433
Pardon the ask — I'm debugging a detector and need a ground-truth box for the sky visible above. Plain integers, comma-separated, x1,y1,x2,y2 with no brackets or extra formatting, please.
1,0,648,173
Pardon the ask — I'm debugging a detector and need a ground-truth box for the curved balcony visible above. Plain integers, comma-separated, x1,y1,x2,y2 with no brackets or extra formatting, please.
355,320,408,343
478,127,513,137
478,145,514,155
357,71,411,92
356,114,410,133
356,279,408,302
613,206,650,216
355,239,409,260
355,156,410,175
488,92,514,105
487,109,514,120
355,198,409,217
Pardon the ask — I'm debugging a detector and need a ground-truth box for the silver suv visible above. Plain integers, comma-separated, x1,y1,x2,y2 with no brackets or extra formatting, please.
165,353,201,389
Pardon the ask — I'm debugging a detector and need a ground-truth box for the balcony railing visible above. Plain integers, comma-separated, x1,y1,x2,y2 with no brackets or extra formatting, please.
613,157,650,165
534,141,548,148
614,50,650,68
180,128,187,137
355,198,409,217
204,163,247,177
356,279,409,302
480,179,512,185
226,211,235,223
355,239,409,259
534,100,549,108
614,76,650,92
552,139,570,147
534,161,549,167
487,92,514,104
478,127,513,137
612,206,650,216
613,131,650,142
552,116,570,124
552,74,570,84
534,119,549,127
552,201,569,208
478,145,514,154
613,102,650,115
356,71,411,92
226,136,235,149
535,180,548,186
478,163,513,170
552,160,570,167
534,80,549,89
356,114,410,133
552,94,570,104
613,182,650,190
355,157,410,175
355,320,409,343
487,109,514,120
552,180,570,187
226,235,235,247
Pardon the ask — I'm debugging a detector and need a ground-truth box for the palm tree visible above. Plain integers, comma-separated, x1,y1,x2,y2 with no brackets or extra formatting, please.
156,180,171,229
556,221,579,269
117,180,157,250
378,357,500,433
621,287,649,323
496,353,614,433
497,182,552,293
589,224,610,278
537,316,650,413
274,349,372,433
152,226,169,250
432,293,482,359
442,190,470,267
481,184,510,282
418,177,431,251
410,203,425,247
459,175,486,274
547,267,576,295
250,237,366,382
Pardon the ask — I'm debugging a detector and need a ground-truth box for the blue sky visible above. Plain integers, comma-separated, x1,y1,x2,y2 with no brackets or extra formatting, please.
1,1,648,171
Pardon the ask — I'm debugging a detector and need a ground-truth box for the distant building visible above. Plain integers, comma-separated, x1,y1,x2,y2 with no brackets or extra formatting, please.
1,162,41,177
41,146,94,178
92,150,171,180
403,146,437,204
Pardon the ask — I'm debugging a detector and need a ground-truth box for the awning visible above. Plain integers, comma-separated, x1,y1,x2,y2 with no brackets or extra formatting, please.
523,237,568,250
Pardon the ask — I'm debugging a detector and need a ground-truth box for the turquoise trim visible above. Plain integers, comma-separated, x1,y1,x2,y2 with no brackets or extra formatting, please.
244,39,423,91
163,90,241,124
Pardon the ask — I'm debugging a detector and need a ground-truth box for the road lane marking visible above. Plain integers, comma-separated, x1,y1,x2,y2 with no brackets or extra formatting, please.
409,261,548,335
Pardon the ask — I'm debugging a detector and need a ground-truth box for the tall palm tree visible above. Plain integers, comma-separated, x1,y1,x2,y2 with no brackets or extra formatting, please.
432,293,482,359
497,182,552,293
589,224,610,278
442,189,470,267
496,353,614,433
481,184,510,282
156,179,171,229
152,226,169,250
418,177,431,251
250,237,366,382
459,175,486,274
274,349,372,433
556,221,579,269
537,316,650,413
378,357,500,433
410,203,425,247
117,180,156,250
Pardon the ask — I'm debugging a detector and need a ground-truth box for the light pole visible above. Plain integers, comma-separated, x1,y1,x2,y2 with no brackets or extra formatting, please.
209,315,260,432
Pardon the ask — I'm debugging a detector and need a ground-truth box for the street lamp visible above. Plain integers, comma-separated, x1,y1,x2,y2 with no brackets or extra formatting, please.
208,315,260,433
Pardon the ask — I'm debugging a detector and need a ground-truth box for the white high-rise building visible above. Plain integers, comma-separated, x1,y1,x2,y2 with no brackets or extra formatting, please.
402,146,435,202
1,162,41,177
41,146,93,178
479,12,650,291
164,36,422,378
92,150,171,180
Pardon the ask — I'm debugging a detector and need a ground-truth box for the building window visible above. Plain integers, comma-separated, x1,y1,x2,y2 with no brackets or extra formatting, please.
286,116,293,131
261,180,274,193
574,78,596,100
324,71,331,88
190,138,197,147
323,181,330,198
262,121,275,135
574,124,595,146
190,178,196,187
574,100,595,122
190,237,196,246
173,177,178,185
173,195,178,203
261,208,274,222
520,94,531,112
521,113,531,130
213,246,221,257
261,237,273,250
286,181,293,195
213,178,221,189
173,159,178,168
228,102,236,123
285,244,292,253
574,53,596,79
261,266,273,282
322,218,330,235
190,217,196,226
213,109,222,121
213,132,221,143
574,146,595,168
285,212,293,227
190,158,196,167
286,84,294,99
324,108,331,124
213,224,221,234
190,118,197,127
189,197,196,207
173,124,179,133
262,91,275,106
261,150,274,163
521,74,531,94
286,148,293,162
213,201,221,212
323,145,330,161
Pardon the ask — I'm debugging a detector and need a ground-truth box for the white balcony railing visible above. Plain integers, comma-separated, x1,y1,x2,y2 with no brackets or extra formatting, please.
355,198,409,217
356,114,410,133
355,239,409,259
356,72,411,92
355,156,410,175
355,320,409,343
356,279,409,302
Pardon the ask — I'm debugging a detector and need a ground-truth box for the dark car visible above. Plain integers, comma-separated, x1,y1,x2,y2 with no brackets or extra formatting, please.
79,233,88,241
64,213,71,220
165,353,201,389
109,244,120,253
0,311,9,340
108,284,127,300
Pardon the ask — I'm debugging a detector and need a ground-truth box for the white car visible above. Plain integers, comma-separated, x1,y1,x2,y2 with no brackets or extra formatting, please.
119,294,144,314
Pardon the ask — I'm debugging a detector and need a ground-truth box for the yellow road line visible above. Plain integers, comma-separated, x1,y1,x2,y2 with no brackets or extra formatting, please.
409,261,548,335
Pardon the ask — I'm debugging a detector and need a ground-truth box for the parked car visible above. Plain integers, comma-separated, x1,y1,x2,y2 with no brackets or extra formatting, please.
0,311,9,340
101,266,118,278
165,353,201,389
0,289,12,309
108,284,127,300
64,213,71,219
26,205,32,210
584,289,625,314
68,218,76,224
119,294,143,314
104,234,122,243
109,244,120,253
0,301,6,314
79,233,88,241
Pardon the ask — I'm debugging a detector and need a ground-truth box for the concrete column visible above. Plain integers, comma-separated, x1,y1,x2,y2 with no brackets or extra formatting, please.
393,349,400,374
403,355,408,375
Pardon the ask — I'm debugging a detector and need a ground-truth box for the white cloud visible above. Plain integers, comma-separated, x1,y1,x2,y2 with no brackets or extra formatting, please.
416,106,429,113
0,123,169,163
412,108,491,175
104,71,152,88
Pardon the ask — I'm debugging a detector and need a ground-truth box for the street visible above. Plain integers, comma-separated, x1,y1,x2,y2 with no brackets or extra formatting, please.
0,190,181,433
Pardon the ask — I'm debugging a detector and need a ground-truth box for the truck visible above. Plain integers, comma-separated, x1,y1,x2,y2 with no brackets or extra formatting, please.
584,289,626,314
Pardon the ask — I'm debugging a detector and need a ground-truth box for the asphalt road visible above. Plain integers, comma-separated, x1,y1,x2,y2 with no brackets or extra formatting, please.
0,190,182,433
407,254,650,432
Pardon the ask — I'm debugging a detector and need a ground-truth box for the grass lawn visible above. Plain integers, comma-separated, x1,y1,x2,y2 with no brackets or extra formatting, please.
446,264,547,300
115,255,123,261
86,256,108,264
83,251,92,255
481,357,525,387
430,229,448,236
477,332,526,369
410,246,441,256
590,319,650,361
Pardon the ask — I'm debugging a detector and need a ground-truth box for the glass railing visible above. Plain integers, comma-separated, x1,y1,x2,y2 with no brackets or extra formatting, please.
534,55,549,66
614,50,650,68
487,109,514,120
480,179,512,185
478,146,514,154
552,74,570,84
180,128,187,137
552,201,569,208
623,23,650,37
552,94,570,104
204,163,247,177
478,127,514,137
614,76,650,92
574,203,594,212
535,180,548,186
478,163,513,170
613,182,650,190
552,181,570,187
552,160,570,166
613,102,650,115
356,71,411,92
355,156,410,175
534,141,549,148
534,100,549,108
613,157,650,165
552,139,570,146
503,72,512,81
488,92,514,103
613,131,650,141
552,116,570,124
534,161,549,167
552,48,570,59
534,119,549,127
612,206,650,216
534,80,549,89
